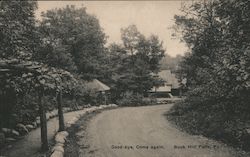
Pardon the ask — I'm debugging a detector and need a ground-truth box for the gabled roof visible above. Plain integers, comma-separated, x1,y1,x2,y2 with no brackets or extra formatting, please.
85,79,110,92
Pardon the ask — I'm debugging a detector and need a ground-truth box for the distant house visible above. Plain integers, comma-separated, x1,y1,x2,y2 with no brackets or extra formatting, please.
150,70,185,97
85,79,110,104
85,79,110,93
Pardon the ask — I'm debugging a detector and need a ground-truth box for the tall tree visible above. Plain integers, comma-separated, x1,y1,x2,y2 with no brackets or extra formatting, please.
170,0,250,148
121,25,144,56
106,25,165,98
0,1,38,59
37,5,107,78
174,0,250,100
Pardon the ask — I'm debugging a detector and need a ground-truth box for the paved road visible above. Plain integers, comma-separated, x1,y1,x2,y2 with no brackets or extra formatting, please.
84,104,244,157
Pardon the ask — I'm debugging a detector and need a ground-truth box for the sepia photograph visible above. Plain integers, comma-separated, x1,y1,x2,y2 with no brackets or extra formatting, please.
0,0,250,157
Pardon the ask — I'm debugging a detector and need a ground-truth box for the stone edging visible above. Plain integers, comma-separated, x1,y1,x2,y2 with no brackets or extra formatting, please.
50,104,118,157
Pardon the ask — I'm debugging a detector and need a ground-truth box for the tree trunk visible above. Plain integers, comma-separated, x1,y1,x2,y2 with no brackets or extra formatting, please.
38,89,48,151
57,90,65,131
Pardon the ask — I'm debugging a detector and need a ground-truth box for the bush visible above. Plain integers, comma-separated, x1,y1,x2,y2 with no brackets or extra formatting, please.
167,98,250,151
116,91,157,106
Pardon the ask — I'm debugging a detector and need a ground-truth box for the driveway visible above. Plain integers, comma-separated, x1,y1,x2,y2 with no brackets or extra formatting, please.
82,104,245,157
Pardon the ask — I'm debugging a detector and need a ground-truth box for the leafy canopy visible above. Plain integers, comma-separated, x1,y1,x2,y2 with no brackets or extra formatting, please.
37,5,107,79
104,25,165,99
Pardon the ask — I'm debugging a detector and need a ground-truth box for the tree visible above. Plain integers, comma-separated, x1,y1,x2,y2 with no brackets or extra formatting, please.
0,2,87,151
174,0,250,101
169,0,250,149
160,54,183,72
121,25,144,56
137,35,165,73
37,5,107,79
0,1,38,59
105,25,165,101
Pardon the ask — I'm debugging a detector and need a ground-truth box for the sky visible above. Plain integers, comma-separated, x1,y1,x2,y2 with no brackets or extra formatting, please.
36,1,189,57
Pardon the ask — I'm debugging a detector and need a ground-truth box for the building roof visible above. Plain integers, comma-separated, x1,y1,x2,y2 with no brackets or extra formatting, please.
150,70,181,92
85,79,110,92
151,85,171,92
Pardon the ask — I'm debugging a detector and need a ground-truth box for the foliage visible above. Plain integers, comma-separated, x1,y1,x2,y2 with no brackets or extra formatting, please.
0,3,109,131
0,59,78,94
0,1,38,60
103,25,165,102
121,25,144,56
0,1,40,128
37,5,107,78
160,54,183,72
169,0,250,150
116,91,157,106
0,58,80,128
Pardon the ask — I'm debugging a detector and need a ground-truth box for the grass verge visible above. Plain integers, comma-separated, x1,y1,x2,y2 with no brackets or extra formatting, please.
64,109,106,157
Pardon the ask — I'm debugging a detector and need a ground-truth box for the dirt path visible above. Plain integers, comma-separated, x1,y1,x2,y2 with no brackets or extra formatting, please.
80,104,246,157
1,109,88,157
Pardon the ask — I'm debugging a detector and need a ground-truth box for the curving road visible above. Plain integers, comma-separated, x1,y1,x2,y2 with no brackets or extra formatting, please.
82,104,245,157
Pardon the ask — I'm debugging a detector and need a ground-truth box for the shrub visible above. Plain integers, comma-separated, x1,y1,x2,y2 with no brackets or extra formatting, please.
167,98,250,151
116,91,157,106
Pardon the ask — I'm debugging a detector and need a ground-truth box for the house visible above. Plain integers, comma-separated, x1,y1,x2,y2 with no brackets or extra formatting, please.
85,79,110,93
85,79,110,105
150,70,185,97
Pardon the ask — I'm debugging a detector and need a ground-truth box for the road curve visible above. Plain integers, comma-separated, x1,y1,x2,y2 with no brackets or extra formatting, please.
82,104,243,157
